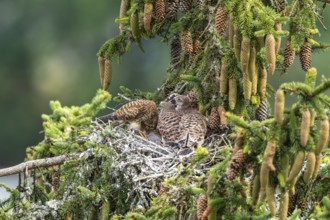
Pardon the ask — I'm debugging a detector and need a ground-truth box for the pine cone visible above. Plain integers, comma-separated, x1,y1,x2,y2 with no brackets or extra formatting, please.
195,0,204,8
197,194,208,220
276,0,286,12
287,193,298,216
98,56,105,87
181,30,194,54
217,105,227,126
179,0,192,12
243,71,252,100
300,39,312,71
168,0,179,19
51,168,60,191
228,78,237,110
155,0,166,22
103,59,112,90
284,39,295,69
265,34,276,75
171,38,182,68
259,67,267,98
256,100,268,121
143,3,153,34
193,39,202,55
226,149,246,180
119,0,129,33
297,197,307,213
219,61,228,97
215,5,227,36
208,107,220,132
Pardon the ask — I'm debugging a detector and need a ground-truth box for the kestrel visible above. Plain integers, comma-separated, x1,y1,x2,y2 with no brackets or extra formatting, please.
98,99,158,133
174,94,208,147
157,100,186,146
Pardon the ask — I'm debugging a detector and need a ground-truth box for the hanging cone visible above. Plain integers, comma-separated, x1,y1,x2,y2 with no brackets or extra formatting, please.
279,191,289,220
303,151,316,184
154,0,166,22
240,36,251,75
51,168,60,191
170,38,182,68
103,59,112,90
180,30,194,54
249,45,258,95
256,100,268,121
219,61,228,97
287,193,298,216
196,194,208,220
275,23,282,55
143,3,153,34
215,5,227,36
283,39,295,69
258,67,267,98
190,39,202,63
98,56,105,87
179,0,192,12
300,108,311,147
315,117,329,155
168,0,179,19
119,0,129,33
265,34,276,75
226,149,246,180
233,27,241,61
208,107,220,132
228,78,237,110
276,0,286,12
299,39,312,71
243,71,252,100
275,89,285,126
195,0,204,8
297,197,307,213
217,105,227,126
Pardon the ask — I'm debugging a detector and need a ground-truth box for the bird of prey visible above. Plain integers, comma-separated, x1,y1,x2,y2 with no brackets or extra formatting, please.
98,99,158,133
157,100,186,146
174,94,208,147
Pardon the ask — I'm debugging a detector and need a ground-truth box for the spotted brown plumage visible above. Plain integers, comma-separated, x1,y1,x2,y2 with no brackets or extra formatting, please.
175,94,207,147
98,100,158,133
157,100,185,145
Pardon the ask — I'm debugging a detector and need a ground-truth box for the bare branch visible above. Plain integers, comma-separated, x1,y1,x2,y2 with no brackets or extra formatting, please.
0,151,92,177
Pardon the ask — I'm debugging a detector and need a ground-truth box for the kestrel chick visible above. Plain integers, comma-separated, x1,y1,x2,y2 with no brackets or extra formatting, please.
157,101,185,146
174,94,207,147
98,99,158,133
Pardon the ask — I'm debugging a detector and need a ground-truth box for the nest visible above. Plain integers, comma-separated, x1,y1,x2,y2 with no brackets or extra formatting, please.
89,120,231,210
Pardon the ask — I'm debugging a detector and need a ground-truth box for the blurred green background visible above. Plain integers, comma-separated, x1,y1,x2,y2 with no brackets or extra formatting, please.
0,1,330,167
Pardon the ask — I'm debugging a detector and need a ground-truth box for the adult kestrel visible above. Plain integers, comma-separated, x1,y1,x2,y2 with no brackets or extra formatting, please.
98,99,158,133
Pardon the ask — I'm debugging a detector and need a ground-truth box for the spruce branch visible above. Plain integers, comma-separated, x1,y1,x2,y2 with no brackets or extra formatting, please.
312,43,330,50
311,78,330,97
280,82,313,96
